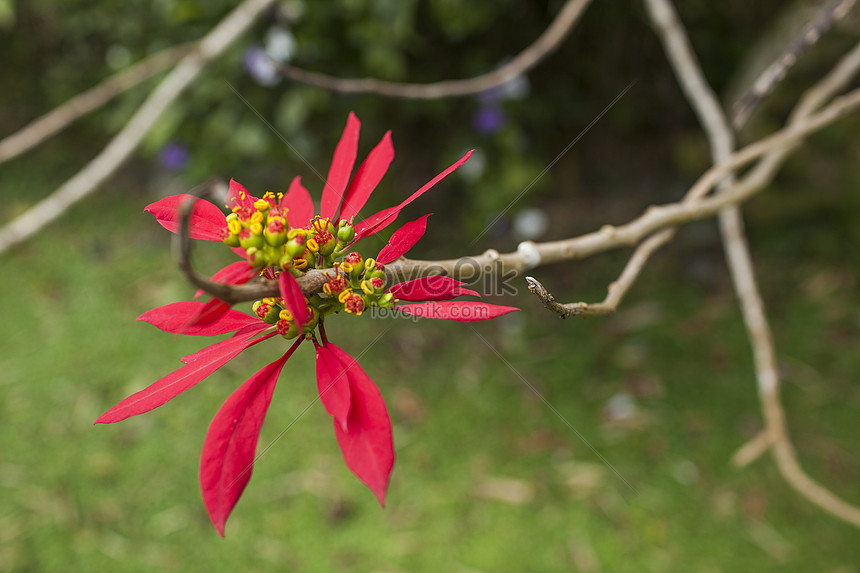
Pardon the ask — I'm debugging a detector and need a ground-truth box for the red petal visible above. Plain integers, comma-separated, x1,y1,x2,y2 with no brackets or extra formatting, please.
95,330,276,424
282,176,315,229
388,276,480,302
321,112,360,221
376,214,431,265
396,301,518,322
314,342,352,432
186,298,232,327
326,343,394,507
226,178,256,211
338,131,394,222
278,271,309,327
194,261,256,299
137,301,259,335
181,323,271,364
200,340,300,537
355,149,473,240
144,195,226,241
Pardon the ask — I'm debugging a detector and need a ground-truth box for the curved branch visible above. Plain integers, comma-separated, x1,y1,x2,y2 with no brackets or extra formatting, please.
524,229,675,318
649,0,860,529
0,0,277,257
274,0,592,98
0,42,194,165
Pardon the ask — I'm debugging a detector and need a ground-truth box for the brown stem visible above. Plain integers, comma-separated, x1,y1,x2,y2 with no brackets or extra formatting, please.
274,0,592,98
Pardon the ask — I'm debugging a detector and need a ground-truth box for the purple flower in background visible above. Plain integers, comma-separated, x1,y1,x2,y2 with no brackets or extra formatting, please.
159,142,189,172
472,105,506,135
243,45,280,86
472,69,530,135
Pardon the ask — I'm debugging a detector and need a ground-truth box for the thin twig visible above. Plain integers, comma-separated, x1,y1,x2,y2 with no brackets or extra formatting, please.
274,0,591,98
524,229,674,318
0,0,277,257
650,0,860,529
732,0,857,129
0,43,194,165
732,430,773,468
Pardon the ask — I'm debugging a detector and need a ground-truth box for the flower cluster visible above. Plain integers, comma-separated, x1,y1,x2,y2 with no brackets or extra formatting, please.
96,113,518,536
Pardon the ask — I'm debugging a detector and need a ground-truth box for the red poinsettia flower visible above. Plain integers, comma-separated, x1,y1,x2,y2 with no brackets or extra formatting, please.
96,113,517,536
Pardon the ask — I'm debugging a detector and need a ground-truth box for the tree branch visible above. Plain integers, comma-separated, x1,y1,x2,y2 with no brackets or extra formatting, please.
0,42,193,165
647,0,860,529
273,0,592,98
0,0,277,257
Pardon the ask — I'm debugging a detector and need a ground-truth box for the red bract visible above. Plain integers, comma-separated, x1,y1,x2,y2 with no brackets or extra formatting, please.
99,112,518,536
376,213,431,265
387,276,480,302
200,342,299,537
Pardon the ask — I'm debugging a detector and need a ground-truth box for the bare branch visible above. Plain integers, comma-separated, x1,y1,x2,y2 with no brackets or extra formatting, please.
274,0,591,98
0,0,278,257
732,430,772,468
732,0,857,129
524,229,674,318
0,43,193,165
649,0,860,529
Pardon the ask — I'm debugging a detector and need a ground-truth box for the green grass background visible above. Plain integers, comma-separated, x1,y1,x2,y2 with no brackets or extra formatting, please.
1,188,859,572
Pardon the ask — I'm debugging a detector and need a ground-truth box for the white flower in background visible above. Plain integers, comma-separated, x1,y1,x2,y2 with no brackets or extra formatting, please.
244,26,297,87
512,207,549,240
265,26,296,64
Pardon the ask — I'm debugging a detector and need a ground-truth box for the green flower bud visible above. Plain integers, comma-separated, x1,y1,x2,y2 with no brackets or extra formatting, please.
337,220,355,244
246,247,267,268
343,252,364,277
284,237,306,258
318,233,337,257
253,300,281,324
239,228,264,250
264,217,287,247
277,319,298,339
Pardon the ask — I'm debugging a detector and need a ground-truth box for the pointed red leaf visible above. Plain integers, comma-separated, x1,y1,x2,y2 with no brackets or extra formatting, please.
186,298,233,327
95,330,276,424
388,276,480,302
194,261,256,299
137,301,259,336
396,301,518,322
144,195,226,241
278,271,309,328
200,340,301,536
314,342,352,432
338,131,394,222
180,323,271,364
282,176,314,229
326,343,394,507
226,178,256,211
355,149,473,240
376,214,431,265
321,112,360,221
